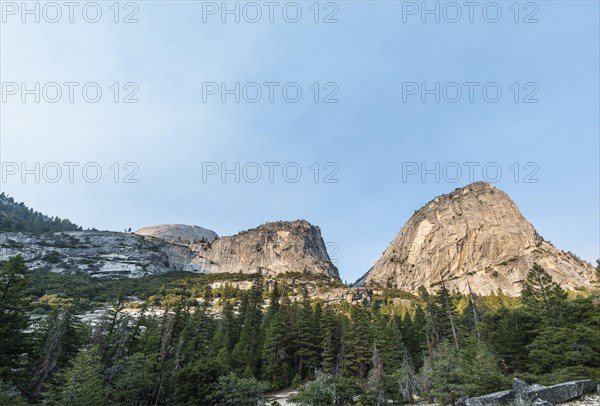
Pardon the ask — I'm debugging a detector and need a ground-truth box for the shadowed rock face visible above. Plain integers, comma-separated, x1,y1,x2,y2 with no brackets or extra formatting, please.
365,182,596,295
0,220,339,280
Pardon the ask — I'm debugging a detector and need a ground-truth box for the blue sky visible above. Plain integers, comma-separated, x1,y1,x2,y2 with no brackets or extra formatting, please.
1,1,598,282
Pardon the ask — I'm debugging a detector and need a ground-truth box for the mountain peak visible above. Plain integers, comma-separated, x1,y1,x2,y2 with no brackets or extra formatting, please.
364,184,595,295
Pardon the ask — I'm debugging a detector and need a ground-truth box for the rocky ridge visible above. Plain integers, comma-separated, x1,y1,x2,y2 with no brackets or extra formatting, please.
0,220,339,280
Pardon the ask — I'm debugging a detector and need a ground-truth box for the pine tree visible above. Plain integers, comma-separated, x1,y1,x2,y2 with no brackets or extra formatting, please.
368,344,385,405
28,306,87,402
343,305,372,387
45,346,105,406
212,300,238,371
262,282,287,388
527,323,600,377
297,285,319,378
428,341,469,406
461,281,481,339
181,288,215,360
397,348,419,404
151,311,176,404
461,338,507,396
232,274,264,377
0,256,30,382
320,308,340,375
419,287,440,352
403,307,426,370
109,352,154,405
174,357,222,404
433,282,460,349
291,371,336,405
210,372,268,406
482,307,536,373
373,313,403,372
521,263,567,322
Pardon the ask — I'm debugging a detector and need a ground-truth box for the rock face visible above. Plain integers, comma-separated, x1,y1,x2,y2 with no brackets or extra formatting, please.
189,221,339,278
365,182,596,295
0,220,338,280
134,224,218,243
0,231,193,278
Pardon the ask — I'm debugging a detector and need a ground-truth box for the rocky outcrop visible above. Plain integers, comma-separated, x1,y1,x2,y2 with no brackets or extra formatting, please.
189,221,339,278
458,378,598,406
0,231,196,278
364,182,597,295
0,220,339,280
134,224,218,243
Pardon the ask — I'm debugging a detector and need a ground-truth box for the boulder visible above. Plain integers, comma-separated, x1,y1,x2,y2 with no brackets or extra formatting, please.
459,378,598,406
525,380,598,404
456,390,514,406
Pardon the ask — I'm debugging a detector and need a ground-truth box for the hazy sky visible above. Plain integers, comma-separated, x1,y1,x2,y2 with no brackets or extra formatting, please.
1,1,598,282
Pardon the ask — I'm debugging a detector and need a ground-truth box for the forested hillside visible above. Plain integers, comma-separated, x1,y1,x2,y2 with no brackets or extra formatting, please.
0,193,82,233
1,256,599,405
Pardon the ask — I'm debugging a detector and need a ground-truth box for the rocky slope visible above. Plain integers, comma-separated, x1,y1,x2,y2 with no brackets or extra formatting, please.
0,220,339,280
134,224,218,243
0,231,197,278
364,182,596,295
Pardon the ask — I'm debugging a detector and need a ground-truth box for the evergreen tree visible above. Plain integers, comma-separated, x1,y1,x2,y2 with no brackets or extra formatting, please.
174,358,223,404
297,285,319,378
521,263,567,322
461,339,507,396
262,282,287,388
212,300,239,368
428,341,469,406
433,283,460,348
44,346,105,406
0,256,30,382
368,345,385,405
210,372,268,406
482,307,536,374
232,274,264,377
320,308,341,375
403,307,426,370
397,348,419,404
419,287,440,353
291,372,336,406
343,305,372,386
109,353,154,405
527,323,600,376
181,289,215,361
0,380,27,405
28,306,87,402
